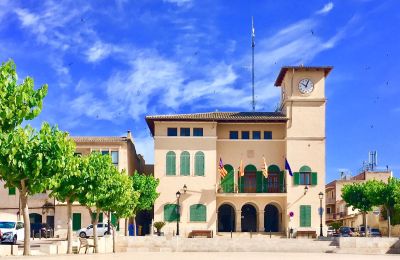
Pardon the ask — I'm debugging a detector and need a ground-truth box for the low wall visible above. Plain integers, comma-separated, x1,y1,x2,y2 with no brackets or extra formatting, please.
0,245,18,256
378,221,400,237
337,237,400,254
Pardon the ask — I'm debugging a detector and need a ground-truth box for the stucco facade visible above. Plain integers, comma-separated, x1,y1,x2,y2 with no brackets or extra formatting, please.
0,132,149,237
147,66,331,237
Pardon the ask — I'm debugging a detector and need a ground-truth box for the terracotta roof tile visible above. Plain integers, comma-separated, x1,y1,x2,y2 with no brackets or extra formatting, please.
274,66,333,86
72,136,128,143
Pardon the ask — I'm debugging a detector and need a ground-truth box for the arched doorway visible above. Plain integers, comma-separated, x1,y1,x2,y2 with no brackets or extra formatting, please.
218,204,235,232
241,204,257,232
264,204,279,232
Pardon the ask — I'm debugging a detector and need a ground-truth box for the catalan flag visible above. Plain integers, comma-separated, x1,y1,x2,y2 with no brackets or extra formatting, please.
261,156,268,178
238,160,244,177
218,157,228,178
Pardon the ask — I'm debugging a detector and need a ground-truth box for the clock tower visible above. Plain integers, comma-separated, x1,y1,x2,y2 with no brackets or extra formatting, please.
274,66,332,235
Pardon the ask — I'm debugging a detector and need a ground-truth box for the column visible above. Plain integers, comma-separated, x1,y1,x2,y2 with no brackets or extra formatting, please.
235,210,242,232
258,210,265,232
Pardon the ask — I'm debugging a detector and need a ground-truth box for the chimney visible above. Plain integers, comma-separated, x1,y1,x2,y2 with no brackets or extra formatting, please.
127,130,132,140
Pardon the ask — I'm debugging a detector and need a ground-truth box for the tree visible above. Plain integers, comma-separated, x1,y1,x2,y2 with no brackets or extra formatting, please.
0,123,75,255
0,59,47,133
341,182,376,237
77,152,122,253
50,154,83,254
131,172,159,236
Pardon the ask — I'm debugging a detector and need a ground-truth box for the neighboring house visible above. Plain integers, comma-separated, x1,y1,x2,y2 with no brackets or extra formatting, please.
325,169,392,229
146,66,331,237
0,131,151,237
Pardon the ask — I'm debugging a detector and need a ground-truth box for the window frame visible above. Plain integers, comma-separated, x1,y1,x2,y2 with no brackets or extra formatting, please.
180,151,190,176
252,131,261,139
167,128,178,136
111,151,119,166
193,128,203,137
180,128,191,136
241,131,250,139
166,151,176,176
300,172,312,185
189,204,207,222
229,131,239,139
264,131,272,139
194,151,205,176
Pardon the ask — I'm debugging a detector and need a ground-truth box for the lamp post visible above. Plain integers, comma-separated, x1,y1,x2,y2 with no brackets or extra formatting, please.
304,185,309,195
319,192,324,237
175,184,187,236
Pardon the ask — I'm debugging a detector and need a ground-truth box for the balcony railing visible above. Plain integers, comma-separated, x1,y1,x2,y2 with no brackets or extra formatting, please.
326,197,336,204
217,183,286,194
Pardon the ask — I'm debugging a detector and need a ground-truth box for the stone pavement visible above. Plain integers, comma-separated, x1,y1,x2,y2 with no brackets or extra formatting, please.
3,252,400,260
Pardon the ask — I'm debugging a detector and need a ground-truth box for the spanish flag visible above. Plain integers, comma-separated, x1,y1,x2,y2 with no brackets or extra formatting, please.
238,160,244,177
261,156,268,178
218,157,228,178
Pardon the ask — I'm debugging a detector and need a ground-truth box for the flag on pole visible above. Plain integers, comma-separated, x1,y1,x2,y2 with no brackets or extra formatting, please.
238,160,244,177
218,157,228,178
285,158,293,177
251,16,255,47
261,156,268,178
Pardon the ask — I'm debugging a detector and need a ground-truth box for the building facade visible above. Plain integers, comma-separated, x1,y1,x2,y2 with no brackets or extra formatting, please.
146,66,331,237
0,131,148,237
325,169,392,228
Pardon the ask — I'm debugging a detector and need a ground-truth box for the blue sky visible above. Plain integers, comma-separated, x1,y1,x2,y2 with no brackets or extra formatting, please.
0,0,399,181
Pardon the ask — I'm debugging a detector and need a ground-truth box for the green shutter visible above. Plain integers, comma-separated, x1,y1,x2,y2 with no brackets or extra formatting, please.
164,204,179,222
256,171,263,193
195,152,205,176
180,151,190,176
279,171,285,192
8,187,16,195
91,212,103,222
294,172,300,185
166,151,176,175
111,214,120,231
311,172,318,185
300,205,311,227
221,165,234,193
190,204,206,222
73,213,82,231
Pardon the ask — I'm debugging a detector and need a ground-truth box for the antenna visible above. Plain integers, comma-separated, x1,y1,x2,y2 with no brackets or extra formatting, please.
251,16,255,112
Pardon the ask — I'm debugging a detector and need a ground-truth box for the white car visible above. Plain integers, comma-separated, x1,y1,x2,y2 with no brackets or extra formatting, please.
77,223,111,238
0,221,25,244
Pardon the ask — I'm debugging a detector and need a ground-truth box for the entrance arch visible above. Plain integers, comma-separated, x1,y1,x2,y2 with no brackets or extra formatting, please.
241,204,257,232
218,204,236,232
264,204,279,232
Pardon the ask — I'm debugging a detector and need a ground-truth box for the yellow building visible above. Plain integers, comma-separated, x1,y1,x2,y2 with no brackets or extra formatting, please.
0,131,148,237
146,66,332,237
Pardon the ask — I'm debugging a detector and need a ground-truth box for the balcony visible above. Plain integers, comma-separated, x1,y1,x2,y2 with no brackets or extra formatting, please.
326,197,336,205
217,183,286,194
326,213,336,221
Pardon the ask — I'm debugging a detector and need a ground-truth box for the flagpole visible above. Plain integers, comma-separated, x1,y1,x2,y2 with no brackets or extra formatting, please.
251,16,255,112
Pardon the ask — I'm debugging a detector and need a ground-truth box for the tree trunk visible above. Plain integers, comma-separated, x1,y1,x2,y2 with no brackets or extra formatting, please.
112,224,116,253
20,181,31,256
387,207,391,238
363,212,368,237
124,218,128,236
88,208,99,253
66,199,73,254
133,216,137,236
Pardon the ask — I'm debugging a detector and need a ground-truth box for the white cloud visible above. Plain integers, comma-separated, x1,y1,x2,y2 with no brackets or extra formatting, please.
15,8,39,26
316,2,334,15
86,41,115,63
163,0,193,6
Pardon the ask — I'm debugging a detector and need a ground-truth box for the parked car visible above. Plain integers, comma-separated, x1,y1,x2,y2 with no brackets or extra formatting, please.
0,221,24,244
350,227,359,237
327,226,335,237
339,226,353,237
370,228,382,237
77,223,112,238
359,226,371,237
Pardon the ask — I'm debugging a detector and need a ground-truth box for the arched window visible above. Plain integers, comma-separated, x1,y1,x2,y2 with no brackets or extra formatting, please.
164,204,179,222
242,164,257,193
166,151,176,176
294,165,317,185
221,164,234,193
180,151,190,176
190,204,206,222
194,151,205,176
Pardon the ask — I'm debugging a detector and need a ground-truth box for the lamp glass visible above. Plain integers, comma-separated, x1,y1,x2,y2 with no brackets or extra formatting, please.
183,184,187,193
176,191,181,198
319,192,324,200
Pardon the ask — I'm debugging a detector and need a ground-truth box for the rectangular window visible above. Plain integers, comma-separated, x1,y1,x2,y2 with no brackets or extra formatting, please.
8,187,16,195
253,131,261,139
111,151,119,166
264,131,272,139
229,131,238,139
300,205,311,227
327,207,331,214
300,172,311,185
193,128,203,136
241,131,250,139
72,213,82,231
101,150,109,155
164,204,179,222
180,128,190,136
167,128,178,136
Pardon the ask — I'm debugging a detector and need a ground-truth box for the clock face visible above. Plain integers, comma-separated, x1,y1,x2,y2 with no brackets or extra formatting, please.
298,78,314,94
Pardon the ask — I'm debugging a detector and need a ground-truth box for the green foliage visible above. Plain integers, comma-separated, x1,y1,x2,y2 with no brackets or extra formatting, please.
0,60,47,133
154,221,165,231
132,171,160,214
330,222,341,231
0,122,75,193
373,178,400,225
341,181,376,213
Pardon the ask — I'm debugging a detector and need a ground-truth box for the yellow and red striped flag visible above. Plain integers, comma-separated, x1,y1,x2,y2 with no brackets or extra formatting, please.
218,157,228,178
238,160,244,177
261,156,268,178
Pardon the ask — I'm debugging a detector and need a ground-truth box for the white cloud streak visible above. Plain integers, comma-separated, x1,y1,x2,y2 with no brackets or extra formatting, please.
316,2,334,15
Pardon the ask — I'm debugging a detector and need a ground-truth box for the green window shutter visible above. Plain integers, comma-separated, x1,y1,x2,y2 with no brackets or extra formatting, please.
111,214,119,231
180,151,190,176
256,171,263,193
72,213,82,231
99,212,103,223
166,151,176,175
311,172,318,185
195,152,205,176
294,172,300,185
221,165,234,193
8,187,16,195
190,204,206,222
300,205,311,227
279,171,285,192
164,204,179,222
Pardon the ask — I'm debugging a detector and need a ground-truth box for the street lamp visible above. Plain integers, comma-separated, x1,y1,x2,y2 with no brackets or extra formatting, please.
175,185,187,236
319,192,324,237
304,186,309,195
